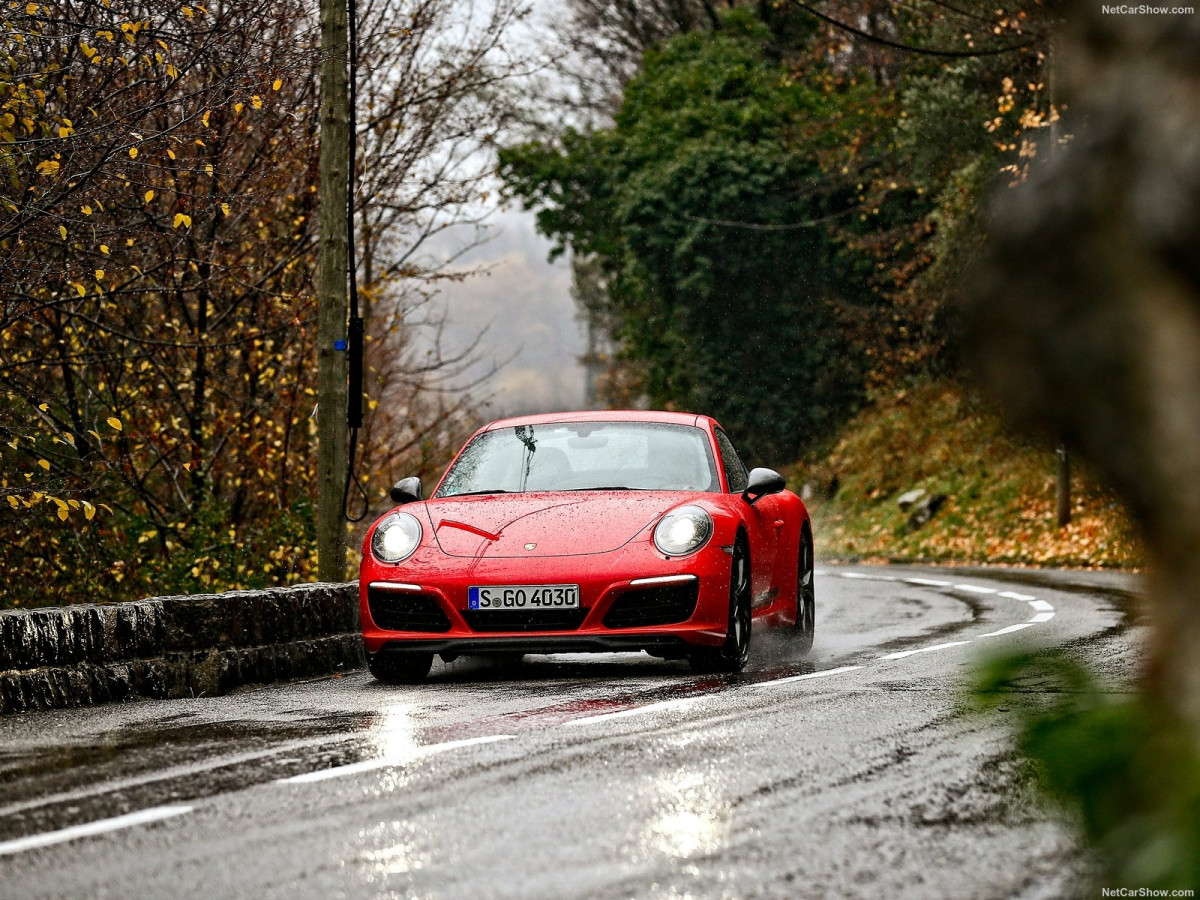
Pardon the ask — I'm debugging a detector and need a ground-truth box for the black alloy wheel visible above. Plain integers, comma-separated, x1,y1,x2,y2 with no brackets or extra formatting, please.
795,529,816,654
691,536,752,673
367,650,434,684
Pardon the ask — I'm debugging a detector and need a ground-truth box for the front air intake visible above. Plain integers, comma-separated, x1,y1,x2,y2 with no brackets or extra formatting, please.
603,580,699,629
368,587,452,633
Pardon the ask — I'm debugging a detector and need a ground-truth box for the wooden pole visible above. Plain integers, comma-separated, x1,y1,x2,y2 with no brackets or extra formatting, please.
316,0,349,581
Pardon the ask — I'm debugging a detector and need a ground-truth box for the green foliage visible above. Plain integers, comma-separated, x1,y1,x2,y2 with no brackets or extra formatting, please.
501,11,871,460
972,652,1200,890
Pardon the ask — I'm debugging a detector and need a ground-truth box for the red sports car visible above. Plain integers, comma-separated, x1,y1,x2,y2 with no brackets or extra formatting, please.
359,410,815,683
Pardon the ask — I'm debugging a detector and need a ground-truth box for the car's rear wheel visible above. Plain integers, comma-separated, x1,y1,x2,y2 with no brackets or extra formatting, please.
795,527,816,654
367,650,434,684
690,536,751,674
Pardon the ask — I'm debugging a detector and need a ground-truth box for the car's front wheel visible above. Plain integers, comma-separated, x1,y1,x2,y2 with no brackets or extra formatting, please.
367,650,434,684
690,536,751,674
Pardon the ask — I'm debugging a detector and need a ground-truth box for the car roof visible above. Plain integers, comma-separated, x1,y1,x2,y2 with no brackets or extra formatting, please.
482,409,718,431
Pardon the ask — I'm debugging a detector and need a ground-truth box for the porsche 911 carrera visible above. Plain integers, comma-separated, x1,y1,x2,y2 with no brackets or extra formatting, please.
359,410,815,682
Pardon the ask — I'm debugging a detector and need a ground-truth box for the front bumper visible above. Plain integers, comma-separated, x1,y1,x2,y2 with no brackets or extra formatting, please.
359,539,733,656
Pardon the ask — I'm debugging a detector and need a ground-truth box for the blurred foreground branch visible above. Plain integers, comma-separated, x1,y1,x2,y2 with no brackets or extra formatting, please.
966,7,1200,730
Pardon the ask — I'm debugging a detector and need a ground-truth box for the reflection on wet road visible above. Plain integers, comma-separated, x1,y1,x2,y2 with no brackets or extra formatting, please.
0,565,1142,899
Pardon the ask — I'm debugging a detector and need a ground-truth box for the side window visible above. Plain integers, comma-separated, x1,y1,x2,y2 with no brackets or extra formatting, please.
714,429,749,493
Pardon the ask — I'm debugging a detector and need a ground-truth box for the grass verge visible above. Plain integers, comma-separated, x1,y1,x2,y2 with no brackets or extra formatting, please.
790,378,1143,569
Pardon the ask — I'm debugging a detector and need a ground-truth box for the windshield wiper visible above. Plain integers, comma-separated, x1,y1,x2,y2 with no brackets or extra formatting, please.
575,486,638,491
448,489,513,497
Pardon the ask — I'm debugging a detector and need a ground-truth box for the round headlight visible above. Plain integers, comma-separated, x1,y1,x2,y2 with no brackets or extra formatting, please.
371,512,422,564
653,505,713,557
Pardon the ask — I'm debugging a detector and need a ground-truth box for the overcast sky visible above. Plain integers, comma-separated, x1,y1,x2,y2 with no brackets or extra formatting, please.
431,207,586,418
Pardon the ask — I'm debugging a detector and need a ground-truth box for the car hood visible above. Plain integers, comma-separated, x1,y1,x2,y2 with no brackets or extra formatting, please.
422,492,693,558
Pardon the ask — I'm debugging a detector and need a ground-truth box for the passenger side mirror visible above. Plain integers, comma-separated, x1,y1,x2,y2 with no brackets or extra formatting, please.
389,476,423,505
742,467,785,505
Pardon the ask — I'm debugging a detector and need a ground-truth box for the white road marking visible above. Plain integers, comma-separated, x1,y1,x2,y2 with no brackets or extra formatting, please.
832,571,1059,651
564,696,702,727
752,665,863,688
0,805,193,857
0,735,356,819
978,623,1035,637
279,734,515,784
879,641,972,661
999,590,1036,601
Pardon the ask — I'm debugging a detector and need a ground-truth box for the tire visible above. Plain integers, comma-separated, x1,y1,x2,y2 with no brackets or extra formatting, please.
367,650,434,684
690,536,752,674
794,527,816,655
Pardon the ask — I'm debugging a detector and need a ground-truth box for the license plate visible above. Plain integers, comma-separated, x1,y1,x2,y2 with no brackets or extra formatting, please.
468,584,580,610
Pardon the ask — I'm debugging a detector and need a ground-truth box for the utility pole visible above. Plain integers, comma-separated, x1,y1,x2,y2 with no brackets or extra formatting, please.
316,0,349,581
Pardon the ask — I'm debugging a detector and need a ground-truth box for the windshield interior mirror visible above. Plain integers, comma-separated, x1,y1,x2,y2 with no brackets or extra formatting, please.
742,467,785,505
389,476,423,505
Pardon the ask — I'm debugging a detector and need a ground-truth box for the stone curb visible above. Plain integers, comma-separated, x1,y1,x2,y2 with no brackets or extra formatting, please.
0,582,364,714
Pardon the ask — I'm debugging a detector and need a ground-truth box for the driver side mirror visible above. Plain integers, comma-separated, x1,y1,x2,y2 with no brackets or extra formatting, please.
389,476,423,505
742,467,785,505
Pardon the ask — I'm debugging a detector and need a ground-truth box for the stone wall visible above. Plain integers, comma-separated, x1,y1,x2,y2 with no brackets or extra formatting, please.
0,582,364,714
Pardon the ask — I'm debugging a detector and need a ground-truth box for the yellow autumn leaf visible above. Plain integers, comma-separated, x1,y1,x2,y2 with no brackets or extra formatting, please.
205,164,213,175
100,244,109,254
234,102,243,115
221,202,231,217
167,148,176,159
37,459,50,470
106,416,122,431
272,78,282,91
59,225,67,239
75,283,86,297
202,109,210,127
81,205,93,215
173,213,192,229
83,501,96,520
25,3,38,15
95,269,105,280
6,496,18,509
251,95,262,109
36,160,60,176
144,189,154,202
128,147,138,159
57,506,69,521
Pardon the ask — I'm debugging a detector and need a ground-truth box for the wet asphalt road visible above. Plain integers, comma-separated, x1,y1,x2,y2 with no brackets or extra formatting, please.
0,564,1142,899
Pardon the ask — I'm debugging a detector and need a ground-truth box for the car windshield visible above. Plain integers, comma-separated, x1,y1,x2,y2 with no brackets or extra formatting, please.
435,422,720,497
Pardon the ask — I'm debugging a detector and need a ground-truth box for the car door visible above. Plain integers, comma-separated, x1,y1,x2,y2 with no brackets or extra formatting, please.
714,429,781,607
